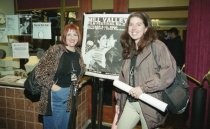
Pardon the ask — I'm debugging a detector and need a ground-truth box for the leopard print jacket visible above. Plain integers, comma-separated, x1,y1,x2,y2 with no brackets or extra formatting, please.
35,44,86,115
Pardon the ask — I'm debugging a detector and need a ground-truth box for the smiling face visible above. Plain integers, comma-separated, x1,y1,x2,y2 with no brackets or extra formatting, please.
128,17,147,44
65,29,79,50
62,24,81,50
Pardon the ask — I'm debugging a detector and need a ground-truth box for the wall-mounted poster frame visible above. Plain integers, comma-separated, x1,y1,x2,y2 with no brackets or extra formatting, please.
81,13,129,80
15,0,79,11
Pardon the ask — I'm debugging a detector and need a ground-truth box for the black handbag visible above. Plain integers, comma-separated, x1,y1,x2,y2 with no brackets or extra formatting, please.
151,43,189,114
24,68,41,102
162,68,189,114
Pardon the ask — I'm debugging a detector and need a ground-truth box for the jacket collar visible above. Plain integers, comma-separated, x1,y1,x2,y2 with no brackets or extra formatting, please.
135,45,151,68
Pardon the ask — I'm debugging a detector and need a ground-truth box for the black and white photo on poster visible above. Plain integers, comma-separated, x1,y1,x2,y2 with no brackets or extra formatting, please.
82,13,129,80
19,14,32,35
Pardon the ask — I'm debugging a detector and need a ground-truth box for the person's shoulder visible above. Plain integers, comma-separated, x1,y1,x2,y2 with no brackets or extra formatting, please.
51,44,65,49
151,39,171,55
46,44,65,54
75,47,82,54
152,39,168,49
75,47,84,57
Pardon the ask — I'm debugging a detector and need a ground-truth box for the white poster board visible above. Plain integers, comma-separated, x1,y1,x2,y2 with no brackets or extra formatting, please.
6,15,19,35
113,80,168,112
32,22,52,39
81,13,129,80
12,42,29,58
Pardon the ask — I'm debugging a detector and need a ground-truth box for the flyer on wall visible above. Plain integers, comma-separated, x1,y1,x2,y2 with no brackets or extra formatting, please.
32,22,51,39
81,13,129,80
6,15,19,35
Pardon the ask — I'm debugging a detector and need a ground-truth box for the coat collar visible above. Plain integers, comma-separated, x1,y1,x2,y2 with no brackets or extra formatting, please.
135,44,151,68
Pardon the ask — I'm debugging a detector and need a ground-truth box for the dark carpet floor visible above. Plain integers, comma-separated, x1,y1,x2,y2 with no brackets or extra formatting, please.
86,123,111,129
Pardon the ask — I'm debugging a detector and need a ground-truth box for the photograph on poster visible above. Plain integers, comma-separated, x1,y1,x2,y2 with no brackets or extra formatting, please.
19,14,32,35
81,13,129,80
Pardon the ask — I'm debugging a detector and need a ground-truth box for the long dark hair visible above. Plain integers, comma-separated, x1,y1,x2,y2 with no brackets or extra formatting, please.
120,12,157,59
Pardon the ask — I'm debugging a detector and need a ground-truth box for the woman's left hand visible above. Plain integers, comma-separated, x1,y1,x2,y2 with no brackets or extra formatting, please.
78,80,87,88
77,76,91,88
129,86,143,99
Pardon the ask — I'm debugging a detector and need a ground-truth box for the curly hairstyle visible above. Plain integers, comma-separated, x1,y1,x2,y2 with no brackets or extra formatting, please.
120,12,157,59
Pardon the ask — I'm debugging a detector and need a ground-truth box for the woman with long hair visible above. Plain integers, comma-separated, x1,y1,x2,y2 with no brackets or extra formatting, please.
112,12,176,129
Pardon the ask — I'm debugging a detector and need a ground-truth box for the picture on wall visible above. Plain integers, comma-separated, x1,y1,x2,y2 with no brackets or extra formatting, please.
0,28,8,43
19,14,32,35
6,15,19,35
81,13,129,80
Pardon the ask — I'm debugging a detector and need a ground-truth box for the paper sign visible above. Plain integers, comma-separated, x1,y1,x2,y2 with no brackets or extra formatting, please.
32,22,51,39
6,15,19,35
0,28,8,43
12,42,29,58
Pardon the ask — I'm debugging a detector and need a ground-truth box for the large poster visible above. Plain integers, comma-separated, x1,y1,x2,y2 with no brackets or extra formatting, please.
82,14,129,80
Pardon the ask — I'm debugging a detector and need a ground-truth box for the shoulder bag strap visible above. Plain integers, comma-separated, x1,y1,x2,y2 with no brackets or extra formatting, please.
150,43,160,70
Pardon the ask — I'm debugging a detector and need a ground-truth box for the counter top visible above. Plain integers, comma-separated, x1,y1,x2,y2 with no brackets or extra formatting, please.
0,81,24,88
0,75,25,88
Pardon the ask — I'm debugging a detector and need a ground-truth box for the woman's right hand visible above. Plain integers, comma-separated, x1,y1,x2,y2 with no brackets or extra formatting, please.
129,86,143,99
51,84,61,91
